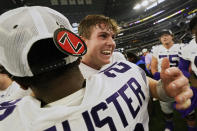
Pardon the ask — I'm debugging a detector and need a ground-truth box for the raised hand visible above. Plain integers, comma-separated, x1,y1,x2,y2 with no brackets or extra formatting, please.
160,58,193,109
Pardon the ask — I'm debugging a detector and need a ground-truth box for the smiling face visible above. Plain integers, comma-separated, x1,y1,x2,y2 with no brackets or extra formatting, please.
82,23,116,69
160,34,174,49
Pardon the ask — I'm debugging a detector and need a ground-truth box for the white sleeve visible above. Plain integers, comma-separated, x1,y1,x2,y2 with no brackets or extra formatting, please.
179,40,195,60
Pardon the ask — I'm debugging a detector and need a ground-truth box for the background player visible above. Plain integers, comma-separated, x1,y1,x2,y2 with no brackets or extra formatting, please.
151,29,196,131
179,16,197,88
178,16,197,131
142,48,152,73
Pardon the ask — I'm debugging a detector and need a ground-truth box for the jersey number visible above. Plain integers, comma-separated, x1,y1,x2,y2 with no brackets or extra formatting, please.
159,55,179,67
0,99,21,121
103,62,131,78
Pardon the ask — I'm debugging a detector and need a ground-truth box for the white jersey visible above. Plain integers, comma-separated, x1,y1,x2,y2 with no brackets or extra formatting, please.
179,38,197,75
0,60,149,131
151,44,182,72
0,81,32,102
79,51,126,79
110,51,126,63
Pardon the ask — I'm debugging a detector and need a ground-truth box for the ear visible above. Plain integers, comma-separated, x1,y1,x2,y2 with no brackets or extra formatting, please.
80,36,89,48
80,36,86,42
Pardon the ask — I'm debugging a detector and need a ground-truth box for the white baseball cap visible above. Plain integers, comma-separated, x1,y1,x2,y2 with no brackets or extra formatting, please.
0,6,87,77
159,29,173,37
142,48,148,53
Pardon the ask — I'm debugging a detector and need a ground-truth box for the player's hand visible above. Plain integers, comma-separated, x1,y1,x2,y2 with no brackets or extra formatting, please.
160,58,193,110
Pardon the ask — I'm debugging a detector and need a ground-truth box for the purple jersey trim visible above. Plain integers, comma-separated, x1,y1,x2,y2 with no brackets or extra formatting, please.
175,86,197,117
178,58,191,78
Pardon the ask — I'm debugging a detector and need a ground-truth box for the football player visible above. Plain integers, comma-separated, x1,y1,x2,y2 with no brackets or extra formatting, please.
179,16,197,87
79,15,192,130
178,16,197,131
151,29,196,131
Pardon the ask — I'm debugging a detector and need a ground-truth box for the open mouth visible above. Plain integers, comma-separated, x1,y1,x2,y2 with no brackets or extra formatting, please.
101,50,111,55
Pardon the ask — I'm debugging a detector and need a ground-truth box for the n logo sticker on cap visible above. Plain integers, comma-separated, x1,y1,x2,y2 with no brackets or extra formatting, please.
53,28,87,56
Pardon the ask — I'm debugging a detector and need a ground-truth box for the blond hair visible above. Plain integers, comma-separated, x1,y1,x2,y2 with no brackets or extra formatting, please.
78,15,119,39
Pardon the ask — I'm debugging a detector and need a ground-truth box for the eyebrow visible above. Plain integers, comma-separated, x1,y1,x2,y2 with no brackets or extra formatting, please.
98,31,114,36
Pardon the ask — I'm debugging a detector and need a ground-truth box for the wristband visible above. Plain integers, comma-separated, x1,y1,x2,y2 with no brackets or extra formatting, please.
153,72,160,80
156,80,174,102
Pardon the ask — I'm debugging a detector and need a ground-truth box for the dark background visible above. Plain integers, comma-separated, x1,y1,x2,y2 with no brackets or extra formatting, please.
0,0,196,54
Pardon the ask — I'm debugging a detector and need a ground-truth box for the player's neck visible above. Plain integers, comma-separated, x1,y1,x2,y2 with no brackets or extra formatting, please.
81,58,102,70
163,42,174,49
31,68,85,106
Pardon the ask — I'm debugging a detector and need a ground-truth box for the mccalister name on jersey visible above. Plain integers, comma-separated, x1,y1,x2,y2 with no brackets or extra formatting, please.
0,61,149,131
